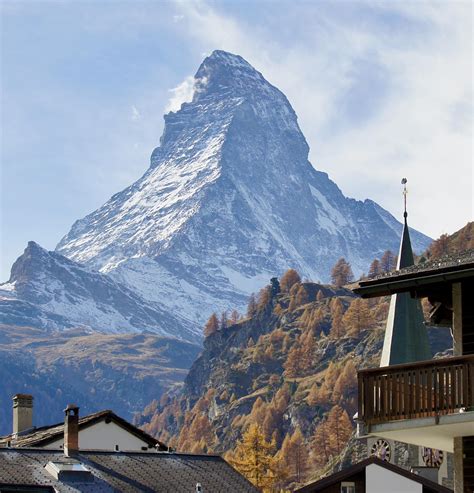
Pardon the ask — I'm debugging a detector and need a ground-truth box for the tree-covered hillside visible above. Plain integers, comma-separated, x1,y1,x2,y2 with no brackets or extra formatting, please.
135,269,452,491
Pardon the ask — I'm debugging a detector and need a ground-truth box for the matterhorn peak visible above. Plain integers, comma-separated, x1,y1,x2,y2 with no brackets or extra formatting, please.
192,50,272,102
2,50,431,341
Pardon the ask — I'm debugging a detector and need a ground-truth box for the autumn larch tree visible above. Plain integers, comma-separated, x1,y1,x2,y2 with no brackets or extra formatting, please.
288,282,307,311
257,286,272,312
368,258,381,278
342,298,375,337
333,359,358,405
226,423,276,491
326,404,353,455
273,384,291,415
331,258,354,287
452,223,473,252
329,298,345,339
429,233,450,258
380,250,396,273
295,284,309,306
298,329,316,371
203,313,219,337
309,361,339,406
277,427,308,485
284,345,305,378
302,306,324,334
311,419,331,469
280,268,301,293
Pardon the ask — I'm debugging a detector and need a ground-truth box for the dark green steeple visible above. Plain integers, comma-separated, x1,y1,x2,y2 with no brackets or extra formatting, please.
380,188,431,366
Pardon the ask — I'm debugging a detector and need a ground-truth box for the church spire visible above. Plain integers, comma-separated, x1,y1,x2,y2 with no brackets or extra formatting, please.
380,179,431,366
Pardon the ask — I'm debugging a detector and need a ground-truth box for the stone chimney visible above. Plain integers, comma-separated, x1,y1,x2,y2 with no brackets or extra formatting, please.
64,404,79,457
12,394,33,435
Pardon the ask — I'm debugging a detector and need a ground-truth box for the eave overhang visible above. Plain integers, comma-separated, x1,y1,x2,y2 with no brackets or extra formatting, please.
353,266,474,299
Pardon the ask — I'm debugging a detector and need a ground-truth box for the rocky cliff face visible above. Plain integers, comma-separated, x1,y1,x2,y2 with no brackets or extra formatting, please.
54,50,430,338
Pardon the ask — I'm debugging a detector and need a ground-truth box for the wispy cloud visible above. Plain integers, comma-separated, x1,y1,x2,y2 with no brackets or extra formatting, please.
131,105,141,121
164,75,195,113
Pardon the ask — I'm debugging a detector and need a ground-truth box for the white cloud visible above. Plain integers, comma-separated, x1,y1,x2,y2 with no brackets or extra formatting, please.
164,75,195,113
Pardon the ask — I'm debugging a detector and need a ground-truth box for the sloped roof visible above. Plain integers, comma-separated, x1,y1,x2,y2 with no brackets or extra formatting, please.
354,249,474,298
295,457,452,493
0,410,167,451
0,448,258,493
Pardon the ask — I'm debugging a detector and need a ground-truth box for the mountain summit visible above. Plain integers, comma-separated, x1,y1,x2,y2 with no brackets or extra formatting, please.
5,51,431,338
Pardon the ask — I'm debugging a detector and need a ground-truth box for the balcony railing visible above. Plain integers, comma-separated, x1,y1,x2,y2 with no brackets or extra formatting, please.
358,355,474,426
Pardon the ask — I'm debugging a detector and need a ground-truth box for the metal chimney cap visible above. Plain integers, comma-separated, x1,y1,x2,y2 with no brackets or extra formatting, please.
12,394,34,406
12,393,33,400
64,404,79,414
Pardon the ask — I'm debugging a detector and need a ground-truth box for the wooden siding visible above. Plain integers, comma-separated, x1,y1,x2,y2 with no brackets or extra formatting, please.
358,355,474,425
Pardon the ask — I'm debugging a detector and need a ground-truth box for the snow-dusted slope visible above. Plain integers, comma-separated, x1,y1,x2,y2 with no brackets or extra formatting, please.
53,50,431,335
3,51,430,340
0,242,197,340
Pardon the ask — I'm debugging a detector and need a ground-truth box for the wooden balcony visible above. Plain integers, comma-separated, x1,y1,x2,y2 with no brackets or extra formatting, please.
358,355,474,426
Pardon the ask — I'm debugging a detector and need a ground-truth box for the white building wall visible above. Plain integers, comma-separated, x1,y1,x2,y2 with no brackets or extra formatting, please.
43,421,152,451
366,463,422,493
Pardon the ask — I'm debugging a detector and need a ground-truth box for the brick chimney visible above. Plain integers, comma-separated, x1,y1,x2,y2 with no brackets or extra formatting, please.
63,404,79,457
12,394,33,435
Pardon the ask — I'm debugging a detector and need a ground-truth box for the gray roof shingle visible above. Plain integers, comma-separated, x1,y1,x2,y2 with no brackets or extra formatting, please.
0,448,258,492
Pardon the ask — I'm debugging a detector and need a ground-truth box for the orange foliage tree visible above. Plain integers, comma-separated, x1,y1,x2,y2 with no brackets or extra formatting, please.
331,258,354,287
280,268,301,293
203,313,219,337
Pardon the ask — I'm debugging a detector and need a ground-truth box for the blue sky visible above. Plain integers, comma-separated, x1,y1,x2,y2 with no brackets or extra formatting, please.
1,0,472,280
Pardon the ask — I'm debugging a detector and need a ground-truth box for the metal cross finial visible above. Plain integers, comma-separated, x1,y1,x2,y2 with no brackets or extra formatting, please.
401,178,408,219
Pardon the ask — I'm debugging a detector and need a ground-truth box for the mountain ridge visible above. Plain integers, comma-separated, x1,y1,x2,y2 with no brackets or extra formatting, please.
0,242,198,340
2,50,431,338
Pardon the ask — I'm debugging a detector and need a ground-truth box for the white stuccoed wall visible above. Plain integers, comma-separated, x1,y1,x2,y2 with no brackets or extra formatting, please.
43,421,152,451
366,463,422,493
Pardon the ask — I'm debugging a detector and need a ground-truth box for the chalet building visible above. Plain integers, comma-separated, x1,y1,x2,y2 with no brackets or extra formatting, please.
360,208,452,487
0,399,258,492
0,394,167,452
354,242,474,493
295,456,453,493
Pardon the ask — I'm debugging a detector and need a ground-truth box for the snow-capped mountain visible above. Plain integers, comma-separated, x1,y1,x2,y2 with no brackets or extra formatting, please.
0,242,198,340
2,51,430,339
54,50,430,335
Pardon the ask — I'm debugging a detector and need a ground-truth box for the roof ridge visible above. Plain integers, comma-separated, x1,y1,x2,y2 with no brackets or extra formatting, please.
0,409,166,450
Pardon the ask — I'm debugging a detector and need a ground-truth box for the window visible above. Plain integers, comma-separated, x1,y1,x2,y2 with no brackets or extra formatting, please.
341,482,355,493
